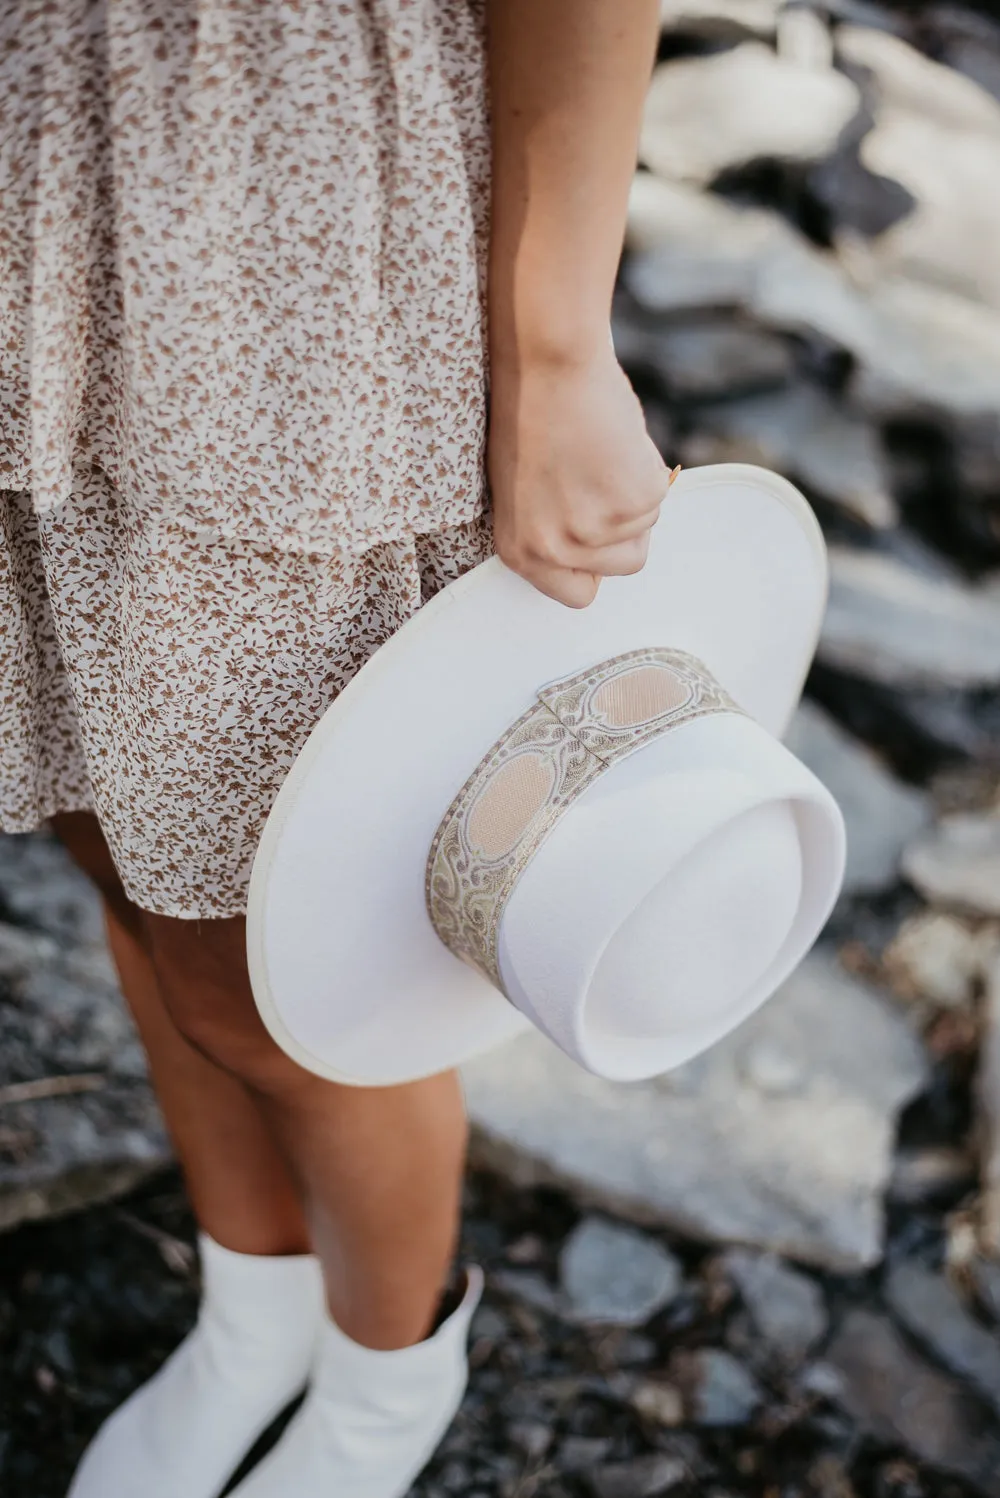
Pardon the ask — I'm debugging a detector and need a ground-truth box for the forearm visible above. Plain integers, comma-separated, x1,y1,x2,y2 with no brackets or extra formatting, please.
486,0,660,368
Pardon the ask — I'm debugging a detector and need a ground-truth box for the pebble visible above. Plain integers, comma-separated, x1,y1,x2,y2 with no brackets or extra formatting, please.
629,1378,685,1427
560,1218,683,1328
717,1249,828,1369
970,1256,1000,1324
887,1145,977,1207
641,43,858,184
671,1347,763,1428
825,1309,1000,1492
902,813,1000,918
556,1437,614,1474
883,910,997,1008
506,1421,553,1461
884,1259,1000,1418
587,1454,687,1498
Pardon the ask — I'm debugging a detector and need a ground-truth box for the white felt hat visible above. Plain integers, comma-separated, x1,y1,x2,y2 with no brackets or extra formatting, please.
246,464,846,1086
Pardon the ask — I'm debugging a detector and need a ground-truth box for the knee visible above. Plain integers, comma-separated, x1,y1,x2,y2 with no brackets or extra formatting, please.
145,913,300,1093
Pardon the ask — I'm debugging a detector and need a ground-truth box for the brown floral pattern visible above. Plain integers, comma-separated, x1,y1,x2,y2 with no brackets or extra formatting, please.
0,0,491,555
1,471,492,915
0,1,494,915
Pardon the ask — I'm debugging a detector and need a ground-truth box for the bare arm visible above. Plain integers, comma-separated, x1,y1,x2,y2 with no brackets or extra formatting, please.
486,0,672,607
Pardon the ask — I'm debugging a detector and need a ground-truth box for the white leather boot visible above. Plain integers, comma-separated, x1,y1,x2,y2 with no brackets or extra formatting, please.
230,1267,483,1498
67,1234,324,1498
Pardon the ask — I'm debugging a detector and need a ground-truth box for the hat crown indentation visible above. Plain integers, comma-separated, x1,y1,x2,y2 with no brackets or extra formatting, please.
466,750,556,860
591,664,691,728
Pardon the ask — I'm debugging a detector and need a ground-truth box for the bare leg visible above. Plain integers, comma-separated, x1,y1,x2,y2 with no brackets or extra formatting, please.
50,812,310,1256
143,911,468,1351
51,812,469,1352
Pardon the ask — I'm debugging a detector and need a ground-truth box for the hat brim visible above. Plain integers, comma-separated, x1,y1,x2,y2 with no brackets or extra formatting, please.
246,464,828,1086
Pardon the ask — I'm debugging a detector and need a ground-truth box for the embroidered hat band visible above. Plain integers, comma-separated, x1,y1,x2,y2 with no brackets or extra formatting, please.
425,647,742,992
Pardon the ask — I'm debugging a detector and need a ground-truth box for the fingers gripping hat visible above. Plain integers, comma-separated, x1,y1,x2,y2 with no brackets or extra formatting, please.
247,465,846,1086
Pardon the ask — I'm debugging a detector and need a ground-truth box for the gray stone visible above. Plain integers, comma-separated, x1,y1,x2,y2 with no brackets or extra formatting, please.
683,385,897,530
670,1347,762,1427
887,1145,977,1207
613,313,794,400
884,911,999,1009
718,1249,828,1368
903,813,1000,917
838,25,1000,136
507,1422,553,1461
885,1259,1000,1418
588,1454,687,1498
776,5,834,71
826,1310,1000,1494
490,1268,565,1319
629,1378,685,1427
464,953,928,1271
848,277,1000,420
659,0,784,41
557,1437,614,1475
820,548,1000,690
784,702,930,893
0,836,170,1232
625,178,1000,423
970,1255,1000,1324
560,1216,683,1327
979,953,1000,1258
641,44,859,186
625,175,798,306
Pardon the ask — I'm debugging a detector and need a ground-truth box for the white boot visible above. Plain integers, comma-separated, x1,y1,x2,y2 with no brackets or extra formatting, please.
68,1234,324,1498
230,1268,483,1498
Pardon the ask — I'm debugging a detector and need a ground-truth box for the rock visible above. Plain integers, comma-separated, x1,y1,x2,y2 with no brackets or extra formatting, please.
490,1268,565,1319
807,1454,857,1498
683,386,898,530
831,29,1000,315
625,177,1000,422
819,548,1000,690
887,1145,977,1207
902,812,1000,917
885,1260,1000,1418
629,1378,685,1427
464,953,928,1271
784,701,930,892
717,1249,828,1368
613,312,794,400
979,954,1000,1257
559,1217,683,1327
641,44,859,186
849,276,1000,420
659,0,784,41
0,840,170,1233
507,1421,553,1460
587,1454,687,1498
557,1437,614,1474
670,1347,763,1427
884,910,998,1008
826,1310,1000,1494
776,5,834,71
928,6,1000,98
838,25,1000,137
970,1255,1000,1323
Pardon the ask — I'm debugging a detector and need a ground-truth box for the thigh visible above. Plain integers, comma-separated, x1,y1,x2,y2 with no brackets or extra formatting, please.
49,810,142,936
142,911,298,1091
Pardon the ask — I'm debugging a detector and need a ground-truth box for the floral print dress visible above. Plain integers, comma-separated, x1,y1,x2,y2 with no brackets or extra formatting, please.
0,0,493,916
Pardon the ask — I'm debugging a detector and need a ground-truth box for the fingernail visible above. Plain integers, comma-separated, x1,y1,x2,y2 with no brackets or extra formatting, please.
667,464,682,487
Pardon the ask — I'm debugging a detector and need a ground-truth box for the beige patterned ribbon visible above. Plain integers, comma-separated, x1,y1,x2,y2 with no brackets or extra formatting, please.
425,647,741,991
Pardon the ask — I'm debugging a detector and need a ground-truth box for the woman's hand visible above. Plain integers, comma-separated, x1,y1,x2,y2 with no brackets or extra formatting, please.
488,342,677,608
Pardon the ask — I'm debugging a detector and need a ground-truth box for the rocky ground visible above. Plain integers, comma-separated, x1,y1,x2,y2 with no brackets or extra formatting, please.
4,0,1000,1495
